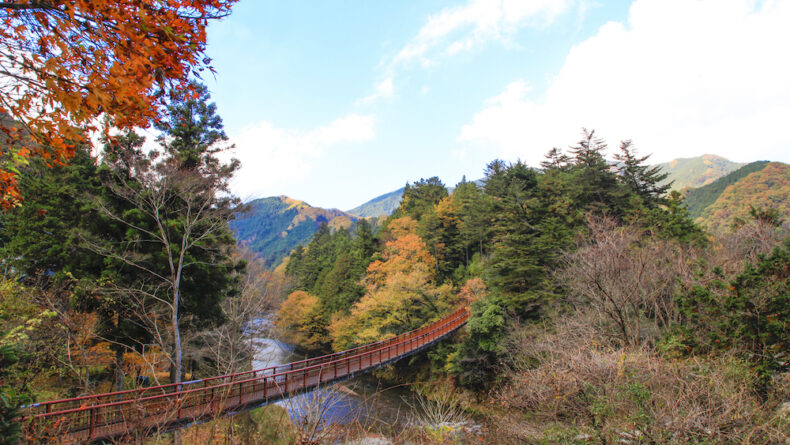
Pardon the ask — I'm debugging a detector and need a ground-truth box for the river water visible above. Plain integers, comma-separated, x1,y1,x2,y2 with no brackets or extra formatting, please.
250,330,416,431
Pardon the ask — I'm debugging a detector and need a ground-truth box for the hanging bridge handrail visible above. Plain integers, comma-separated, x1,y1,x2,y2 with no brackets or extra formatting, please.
24,306,469,421
25,306,468,416
26,307,469,424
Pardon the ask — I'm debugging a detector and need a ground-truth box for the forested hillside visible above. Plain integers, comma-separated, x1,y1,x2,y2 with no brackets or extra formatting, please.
656,154,744,190
3,1,787,443
697,162,790,232
274,131,789,443
684,161,771,218
344,155,745,222
346,187,405,218
231,196,359,267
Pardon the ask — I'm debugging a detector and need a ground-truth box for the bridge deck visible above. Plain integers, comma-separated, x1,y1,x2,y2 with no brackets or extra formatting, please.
22,307,468,443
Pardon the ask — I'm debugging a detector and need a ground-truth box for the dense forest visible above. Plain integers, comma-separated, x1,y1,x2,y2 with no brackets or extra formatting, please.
231,196,359,268
276,131,789,443
0,82,288,443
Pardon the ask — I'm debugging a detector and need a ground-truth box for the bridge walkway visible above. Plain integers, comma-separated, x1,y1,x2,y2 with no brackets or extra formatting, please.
22,306,469,443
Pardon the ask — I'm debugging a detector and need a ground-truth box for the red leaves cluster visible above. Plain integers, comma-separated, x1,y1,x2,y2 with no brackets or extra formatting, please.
0,0,237,207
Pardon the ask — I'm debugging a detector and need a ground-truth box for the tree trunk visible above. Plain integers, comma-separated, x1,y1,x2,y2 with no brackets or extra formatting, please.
172,288,182,445
115,348,124,393
172,288,182,388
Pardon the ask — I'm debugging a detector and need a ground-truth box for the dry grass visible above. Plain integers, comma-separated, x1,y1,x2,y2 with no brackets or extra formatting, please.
492,317,789,444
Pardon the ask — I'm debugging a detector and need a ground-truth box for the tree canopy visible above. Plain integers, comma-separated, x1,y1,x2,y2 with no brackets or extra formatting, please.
0,0,237,207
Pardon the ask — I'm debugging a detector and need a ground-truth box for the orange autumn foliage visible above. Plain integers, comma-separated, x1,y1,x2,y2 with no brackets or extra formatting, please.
0,0,236,207
65,311,115,368
365,216,436,286
459,277,487,304
330,217,458,351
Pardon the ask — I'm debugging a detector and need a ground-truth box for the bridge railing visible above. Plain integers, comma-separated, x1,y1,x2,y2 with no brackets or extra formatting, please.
24,307,469,441
24,306,468,417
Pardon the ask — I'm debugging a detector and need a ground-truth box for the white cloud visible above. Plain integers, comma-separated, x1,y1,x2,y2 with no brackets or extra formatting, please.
359,77,394,104
459,0,790,165
395,0,572,66
360,0,573,104
227,114,375,200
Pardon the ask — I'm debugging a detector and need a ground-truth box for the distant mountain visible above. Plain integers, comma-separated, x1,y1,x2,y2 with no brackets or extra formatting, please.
344,156,744,219
346,187,404,218
683,161,771,219
233,157,787,267
346,178,486,218
231,196,358,268
656,154,745,190
691,162,790,232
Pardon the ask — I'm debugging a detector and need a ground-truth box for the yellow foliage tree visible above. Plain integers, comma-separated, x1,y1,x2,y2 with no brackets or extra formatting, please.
330,216,458,351
276,290,328,351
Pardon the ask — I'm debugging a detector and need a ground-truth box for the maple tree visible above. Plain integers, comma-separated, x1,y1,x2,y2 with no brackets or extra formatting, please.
0,0,236,207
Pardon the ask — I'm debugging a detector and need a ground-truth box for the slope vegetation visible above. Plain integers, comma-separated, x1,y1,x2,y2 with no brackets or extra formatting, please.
657,154,744,190
231,196,358,267
346,187,404,218
697,162,790,232
683,161,770,219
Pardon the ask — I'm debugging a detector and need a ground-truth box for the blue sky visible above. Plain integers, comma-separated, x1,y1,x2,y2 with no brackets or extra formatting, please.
203,0,790,210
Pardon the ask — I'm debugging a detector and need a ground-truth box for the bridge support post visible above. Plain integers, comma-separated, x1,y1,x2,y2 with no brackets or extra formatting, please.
89,407,95,440
211,386,215,413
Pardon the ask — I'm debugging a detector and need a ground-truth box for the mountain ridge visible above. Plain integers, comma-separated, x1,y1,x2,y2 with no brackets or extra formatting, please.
656,154,745,190
230,196,358,268
234,155,785,268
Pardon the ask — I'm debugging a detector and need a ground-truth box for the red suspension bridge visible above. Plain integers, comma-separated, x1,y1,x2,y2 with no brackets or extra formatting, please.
21,306,469,443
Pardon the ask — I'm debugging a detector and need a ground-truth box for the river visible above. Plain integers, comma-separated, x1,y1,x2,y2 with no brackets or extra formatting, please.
250,330,417,433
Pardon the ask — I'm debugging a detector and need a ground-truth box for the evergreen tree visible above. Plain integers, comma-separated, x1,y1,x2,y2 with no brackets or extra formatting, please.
2,141,153,390
646,191,708,246
295,223,334,292
455,296,507,390
483,162,551,314
93,82,241,387
675,240,790,387
318,252,365,314
540,147,571,171
614,139,670,206
452,180,494,266
567,129,629,216
155,82,233,172
418,197,465,283
351,219,376,262
2,145,104,281
398,177,448,220
0,342,25,445
285,245,306,283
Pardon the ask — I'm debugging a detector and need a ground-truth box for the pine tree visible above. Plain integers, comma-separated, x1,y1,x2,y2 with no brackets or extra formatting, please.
155,82,234,172
399,176,448,220
614,139,670,206
540,147,571,171
92,82,242,388
567,129,629,216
